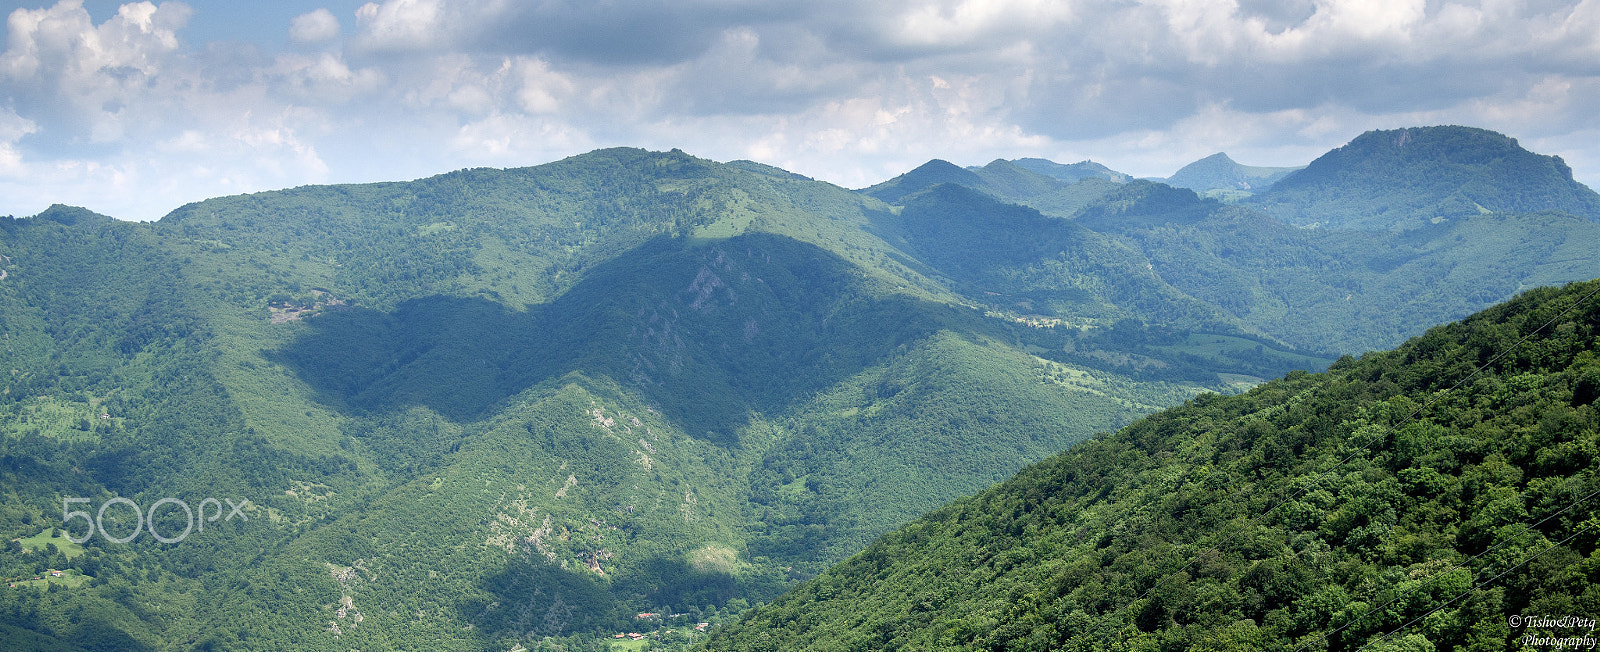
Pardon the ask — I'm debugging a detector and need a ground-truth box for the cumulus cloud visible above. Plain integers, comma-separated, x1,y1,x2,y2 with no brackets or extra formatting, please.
1,0,194,144
270,52,386,104
289,8,339,44
4,0,1600,219
353,0,449,52
0,1,367,217
0,107,39,176
887,0,1076,50
450,112,590,163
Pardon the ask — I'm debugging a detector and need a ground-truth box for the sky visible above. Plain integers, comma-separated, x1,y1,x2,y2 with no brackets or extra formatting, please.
1,0,1599,221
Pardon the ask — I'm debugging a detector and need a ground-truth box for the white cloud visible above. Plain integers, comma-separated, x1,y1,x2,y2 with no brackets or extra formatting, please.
513,58,572,115
353,0,446,52
0,106,38,144
0,107,38,176
450,112,590,163
270,52,386,104
889,0,1076,48
0,118,331,219
1,0,194,143
1,1,190,80
289,8,340,44
5,0,1600,219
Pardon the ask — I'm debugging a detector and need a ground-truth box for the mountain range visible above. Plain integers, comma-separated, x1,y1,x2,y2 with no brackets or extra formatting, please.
1,125,1597,651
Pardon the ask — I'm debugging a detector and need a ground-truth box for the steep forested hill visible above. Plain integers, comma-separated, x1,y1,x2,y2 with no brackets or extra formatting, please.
705,279,1600,652
1249,126,1600,230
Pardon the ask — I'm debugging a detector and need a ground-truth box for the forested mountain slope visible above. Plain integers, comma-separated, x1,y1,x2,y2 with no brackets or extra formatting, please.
1078,181,1600,353
705,279,1600,652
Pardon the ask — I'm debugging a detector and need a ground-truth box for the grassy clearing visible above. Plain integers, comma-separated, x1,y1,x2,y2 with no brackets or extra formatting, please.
7,569,91,590
2,395,106,442
16,528,85,559
1154,333,1330,371
1216,372,1267,392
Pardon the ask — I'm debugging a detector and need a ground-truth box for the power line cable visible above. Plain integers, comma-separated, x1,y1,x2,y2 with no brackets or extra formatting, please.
1350,519,1600,652
1293,475,1600,651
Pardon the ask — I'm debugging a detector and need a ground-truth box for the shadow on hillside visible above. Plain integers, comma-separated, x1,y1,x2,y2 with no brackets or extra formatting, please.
462,557,621,640
273,233,990,443
25,617,154,652
461,551,744,644
862,184,1124,308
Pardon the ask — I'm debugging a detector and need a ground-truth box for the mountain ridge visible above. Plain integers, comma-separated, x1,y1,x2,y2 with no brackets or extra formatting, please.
1249,125,1600,229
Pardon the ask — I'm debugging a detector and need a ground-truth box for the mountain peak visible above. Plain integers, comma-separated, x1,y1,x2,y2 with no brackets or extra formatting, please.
1010,158,1132,183
860,159,986,204
1162,152,1301,194
32,204,116,227
1251,125,1600,229
909,158,973,176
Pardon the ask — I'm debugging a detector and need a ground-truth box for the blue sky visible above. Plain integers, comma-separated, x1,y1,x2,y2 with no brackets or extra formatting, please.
3,0,1600,220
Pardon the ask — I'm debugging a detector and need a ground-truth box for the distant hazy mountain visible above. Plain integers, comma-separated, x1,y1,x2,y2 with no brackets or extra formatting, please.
1160,152,1302,194
1009,158,1132,183
859,159,987,204
866,157,1600,354
862,159,1122,217
1249,125,1600,229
